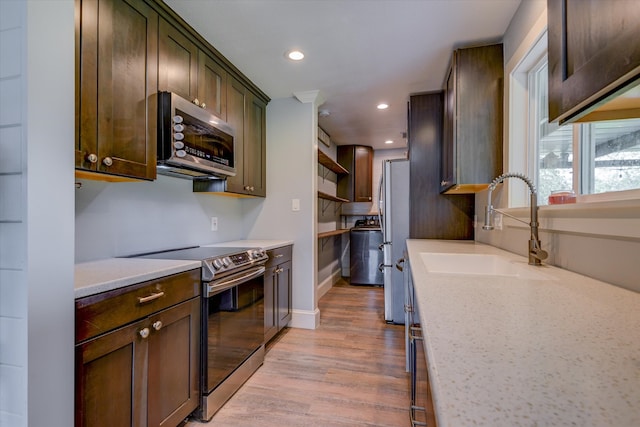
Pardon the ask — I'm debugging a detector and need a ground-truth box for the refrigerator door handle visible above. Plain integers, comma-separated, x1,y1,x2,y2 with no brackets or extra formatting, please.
378,241,392,251
378,262,393,272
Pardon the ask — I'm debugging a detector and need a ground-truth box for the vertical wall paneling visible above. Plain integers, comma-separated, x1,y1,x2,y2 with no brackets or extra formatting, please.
0,1,27,425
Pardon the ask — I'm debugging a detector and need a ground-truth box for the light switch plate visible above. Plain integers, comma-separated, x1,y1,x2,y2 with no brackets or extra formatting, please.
292,199,300,211
211,217,218,231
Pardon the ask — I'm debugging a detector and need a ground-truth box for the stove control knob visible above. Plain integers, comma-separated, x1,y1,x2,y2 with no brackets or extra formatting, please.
222,257,231,267
212,259,223,270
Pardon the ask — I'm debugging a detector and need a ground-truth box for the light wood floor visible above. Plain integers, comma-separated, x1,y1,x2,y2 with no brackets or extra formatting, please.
186,280,410,426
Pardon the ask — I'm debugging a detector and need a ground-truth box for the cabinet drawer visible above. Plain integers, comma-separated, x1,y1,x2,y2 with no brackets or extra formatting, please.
266,245,292,267
75,269,200,342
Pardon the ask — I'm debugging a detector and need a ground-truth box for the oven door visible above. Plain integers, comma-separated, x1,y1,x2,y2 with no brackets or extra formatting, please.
202,266,265,395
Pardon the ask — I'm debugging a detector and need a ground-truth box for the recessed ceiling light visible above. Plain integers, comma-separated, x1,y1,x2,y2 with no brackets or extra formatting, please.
377,103,389,110
286,50,305,61
385,140,394,144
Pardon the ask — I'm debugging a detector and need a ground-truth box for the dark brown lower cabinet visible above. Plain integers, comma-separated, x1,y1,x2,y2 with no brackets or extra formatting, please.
75,270,200,427
264,245,293,343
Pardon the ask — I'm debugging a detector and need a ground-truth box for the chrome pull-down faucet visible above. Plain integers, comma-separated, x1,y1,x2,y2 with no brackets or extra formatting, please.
482,172,548,265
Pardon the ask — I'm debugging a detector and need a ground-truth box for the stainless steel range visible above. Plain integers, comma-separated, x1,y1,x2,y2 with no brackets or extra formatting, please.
133,246,268,421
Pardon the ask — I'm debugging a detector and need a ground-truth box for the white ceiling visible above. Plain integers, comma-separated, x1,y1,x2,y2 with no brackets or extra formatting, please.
165,0,522,151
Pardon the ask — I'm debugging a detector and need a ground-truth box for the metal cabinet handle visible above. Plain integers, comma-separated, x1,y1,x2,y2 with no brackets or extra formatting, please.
378,263,392,272
152,321,163,331
275,267,284,274
102,157,113,167
396,258,405,272
139,328,150,339
86,153,98,164
137,291,165,304
274,254,284,259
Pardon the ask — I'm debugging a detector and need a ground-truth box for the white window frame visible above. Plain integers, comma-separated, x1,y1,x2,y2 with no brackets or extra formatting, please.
508,29,640,209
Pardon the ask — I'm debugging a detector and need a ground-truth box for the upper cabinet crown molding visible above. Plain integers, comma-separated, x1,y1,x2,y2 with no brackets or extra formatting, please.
548,0,640,124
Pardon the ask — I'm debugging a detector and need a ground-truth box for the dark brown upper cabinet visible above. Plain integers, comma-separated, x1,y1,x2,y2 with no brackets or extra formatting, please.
337,145,373,202
548,0,640,124
158,18,227,120
440,43,503,194
75,0,158,181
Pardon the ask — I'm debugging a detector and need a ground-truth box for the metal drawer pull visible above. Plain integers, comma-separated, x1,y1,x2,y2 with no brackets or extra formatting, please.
137,291,165,304
396,257,405,272
274,254,284,258
152,321,163,331
139,328,150,339
275,267,284,274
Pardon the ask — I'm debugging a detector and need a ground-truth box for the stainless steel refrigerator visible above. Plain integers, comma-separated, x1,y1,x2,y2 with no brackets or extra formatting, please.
377,159,410,324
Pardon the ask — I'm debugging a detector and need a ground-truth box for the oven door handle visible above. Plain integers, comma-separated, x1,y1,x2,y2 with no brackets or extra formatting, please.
206,266,266,297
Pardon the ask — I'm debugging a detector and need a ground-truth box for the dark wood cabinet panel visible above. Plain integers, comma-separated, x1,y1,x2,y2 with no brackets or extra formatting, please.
245,93,267,196
337,145,373,202
158,17,198,102
147,298,200,427
198,51,227,120
224,76,248,195
200,76,266,197
264,246,292,343
548,0,640,123
76,0,157,180
409,92,474,239
75,271,200,427
440,43,503,194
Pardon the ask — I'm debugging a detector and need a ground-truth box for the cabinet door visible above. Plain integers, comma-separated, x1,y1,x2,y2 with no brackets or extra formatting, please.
198,51,227,120
147,298,200,427
263,265,278,343
548,0,640,123
353,146,373,202
75,318,148,427
225,76,248,195
276,260,292,329
245,93,267,197
158,18,198,102
440,64,455,192
76,0,158,180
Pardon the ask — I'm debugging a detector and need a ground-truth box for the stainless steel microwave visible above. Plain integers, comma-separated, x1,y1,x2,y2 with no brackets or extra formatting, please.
157,91,236,179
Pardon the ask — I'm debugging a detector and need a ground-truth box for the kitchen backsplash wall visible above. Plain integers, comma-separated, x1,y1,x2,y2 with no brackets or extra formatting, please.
75,175,247,262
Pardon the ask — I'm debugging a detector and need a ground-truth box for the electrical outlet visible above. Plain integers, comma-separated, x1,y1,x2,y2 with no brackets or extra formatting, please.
211,217,218,231
495,213,503,230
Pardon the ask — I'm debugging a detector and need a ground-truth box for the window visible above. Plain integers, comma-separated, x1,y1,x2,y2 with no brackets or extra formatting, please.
522,43,640,207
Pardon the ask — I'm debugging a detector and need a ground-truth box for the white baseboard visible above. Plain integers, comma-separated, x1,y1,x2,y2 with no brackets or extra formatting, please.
289,308,320,329
317,269,342,299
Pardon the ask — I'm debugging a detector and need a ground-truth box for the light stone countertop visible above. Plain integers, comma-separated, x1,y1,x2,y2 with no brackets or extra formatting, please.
406,239,640,427
75,240,292,299
75,258,201,299
203,239,294,250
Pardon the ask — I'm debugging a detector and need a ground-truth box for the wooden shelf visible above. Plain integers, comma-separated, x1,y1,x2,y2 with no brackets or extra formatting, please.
318,150,349,175
317,229,350,239
318,191,349,203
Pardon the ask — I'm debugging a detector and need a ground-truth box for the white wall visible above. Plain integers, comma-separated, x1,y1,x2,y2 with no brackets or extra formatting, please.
243,95,321,329
0,1,78,426
75,176,246,261
0,2,28,425
475,0,640,293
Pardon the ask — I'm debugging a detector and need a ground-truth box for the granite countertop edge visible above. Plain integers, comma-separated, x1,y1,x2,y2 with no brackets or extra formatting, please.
74,240,294,299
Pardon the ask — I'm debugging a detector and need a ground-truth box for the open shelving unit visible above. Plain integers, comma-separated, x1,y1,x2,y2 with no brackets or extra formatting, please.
318,150,349,175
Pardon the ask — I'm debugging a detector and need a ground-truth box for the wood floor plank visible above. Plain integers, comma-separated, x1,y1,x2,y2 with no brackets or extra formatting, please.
185,281,410,426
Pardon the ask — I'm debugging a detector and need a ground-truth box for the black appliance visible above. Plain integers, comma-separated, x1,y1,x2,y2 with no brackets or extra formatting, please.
157,91,236,179
132,246,268,421
350,218,384,285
